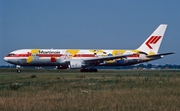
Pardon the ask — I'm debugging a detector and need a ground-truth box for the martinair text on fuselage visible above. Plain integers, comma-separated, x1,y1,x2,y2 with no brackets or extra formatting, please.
38,50,61,54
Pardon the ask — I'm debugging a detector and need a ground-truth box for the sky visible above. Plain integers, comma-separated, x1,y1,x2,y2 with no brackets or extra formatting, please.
1,0,180,65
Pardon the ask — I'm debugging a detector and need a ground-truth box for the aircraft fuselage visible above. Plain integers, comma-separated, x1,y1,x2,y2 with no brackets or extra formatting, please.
4,49,151,68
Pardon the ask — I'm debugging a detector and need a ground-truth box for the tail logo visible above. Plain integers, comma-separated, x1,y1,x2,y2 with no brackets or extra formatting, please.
145,36,161,49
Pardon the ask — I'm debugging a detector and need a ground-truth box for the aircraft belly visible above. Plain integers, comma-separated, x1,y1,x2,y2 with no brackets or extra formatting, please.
17,59,61,66
31,59,61,66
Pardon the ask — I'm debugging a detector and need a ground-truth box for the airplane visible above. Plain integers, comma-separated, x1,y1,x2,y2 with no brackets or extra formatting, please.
4,24,174,72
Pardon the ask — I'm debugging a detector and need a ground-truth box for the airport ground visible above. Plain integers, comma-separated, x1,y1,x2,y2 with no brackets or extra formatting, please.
0,68,180,111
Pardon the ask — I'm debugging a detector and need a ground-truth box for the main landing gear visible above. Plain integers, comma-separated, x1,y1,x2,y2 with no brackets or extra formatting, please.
80,68,98,72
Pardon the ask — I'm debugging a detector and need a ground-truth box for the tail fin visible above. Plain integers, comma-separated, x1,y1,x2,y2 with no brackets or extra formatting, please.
137,24,167,54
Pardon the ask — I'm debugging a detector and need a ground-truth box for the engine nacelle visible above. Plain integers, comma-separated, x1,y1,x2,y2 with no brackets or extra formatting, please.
56,60,84,69
69,60,83,69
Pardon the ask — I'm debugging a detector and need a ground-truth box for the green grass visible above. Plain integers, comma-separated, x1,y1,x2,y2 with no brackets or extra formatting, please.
0,69,180,111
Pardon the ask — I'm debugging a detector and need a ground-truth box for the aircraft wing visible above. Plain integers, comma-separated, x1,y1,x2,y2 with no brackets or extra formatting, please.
83,53,133,63
147,52,175,58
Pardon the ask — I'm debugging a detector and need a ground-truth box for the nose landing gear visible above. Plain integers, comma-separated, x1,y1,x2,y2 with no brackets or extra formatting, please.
16,65,21,73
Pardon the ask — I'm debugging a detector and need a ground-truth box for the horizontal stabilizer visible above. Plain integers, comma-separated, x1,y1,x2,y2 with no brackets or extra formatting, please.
147,52,175,58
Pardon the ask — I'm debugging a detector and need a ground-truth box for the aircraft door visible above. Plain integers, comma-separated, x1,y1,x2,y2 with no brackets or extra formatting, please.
18,52,26,65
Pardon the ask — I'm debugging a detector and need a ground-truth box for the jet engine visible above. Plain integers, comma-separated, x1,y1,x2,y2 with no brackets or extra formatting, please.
69,60,84,69
56,60,84,69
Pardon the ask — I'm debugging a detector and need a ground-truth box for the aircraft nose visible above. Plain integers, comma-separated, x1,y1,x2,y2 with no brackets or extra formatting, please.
4,57,8,62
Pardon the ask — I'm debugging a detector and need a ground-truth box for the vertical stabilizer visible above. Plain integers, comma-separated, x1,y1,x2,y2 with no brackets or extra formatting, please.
137,24,167,54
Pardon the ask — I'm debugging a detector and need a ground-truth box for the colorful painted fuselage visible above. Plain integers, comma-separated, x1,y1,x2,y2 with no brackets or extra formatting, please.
4,49,150,67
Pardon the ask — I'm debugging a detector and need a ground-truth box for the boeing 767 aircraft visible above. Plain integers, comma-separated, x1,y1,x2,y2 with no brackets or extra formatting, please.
4,24,174,72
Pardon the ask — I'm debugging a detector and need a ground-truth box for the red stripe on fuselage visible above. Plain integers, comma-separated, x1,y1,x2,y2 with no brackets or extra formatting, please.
50,57,56,62
5,53,97,58
73,54,96,57
6,54,30,57
6,53,139,58
127,54,139,58
36,54,63,57
5,54,63,57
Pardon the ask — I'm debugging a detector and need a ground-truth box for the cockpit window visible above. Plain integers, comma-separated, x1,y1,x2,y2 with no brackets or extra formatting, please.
8,53,15,56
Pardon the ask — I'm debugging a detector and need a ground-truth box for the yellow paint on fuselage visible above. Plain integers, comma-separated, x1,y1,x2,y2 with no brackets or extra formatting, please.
112,50,126,55
31,49,40,54
26,49,40,63
89,50,104,53
89,50,108,57
26,56,33,63
131,50,141,53
148,51,155,55
66,50,80,58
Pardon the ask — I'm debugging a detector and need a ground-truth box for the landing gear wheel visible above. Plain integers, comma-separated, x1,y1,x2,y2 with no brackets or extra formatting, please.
80,69,85,72
93,69,98,72
17,68,21,73
16,65,21,73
